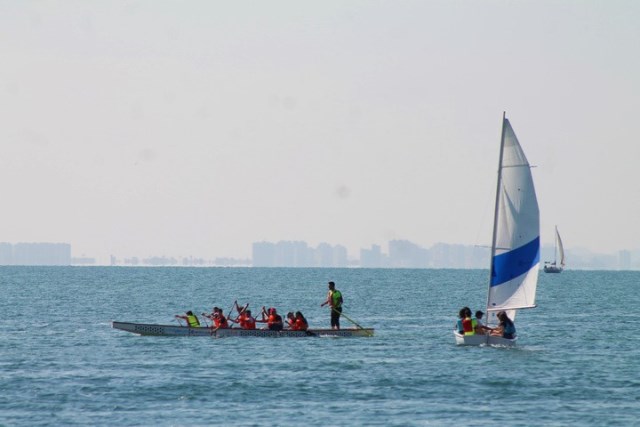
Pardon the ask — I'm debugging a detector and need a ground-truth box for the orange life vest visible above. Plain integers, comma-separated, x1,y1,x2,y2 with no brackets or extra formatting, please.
295,317,308,331
240,315,256,330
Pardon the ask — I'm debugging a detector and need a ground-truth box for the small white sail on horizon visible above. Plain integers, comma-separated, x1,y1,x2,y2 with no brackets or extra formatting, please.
544,226,565,273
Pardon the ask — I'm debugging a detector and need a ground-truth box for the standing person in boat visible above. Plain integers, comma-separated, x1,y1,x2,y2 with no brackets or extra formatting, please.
175,310,200,327
490,311,516,339
321,281,343,330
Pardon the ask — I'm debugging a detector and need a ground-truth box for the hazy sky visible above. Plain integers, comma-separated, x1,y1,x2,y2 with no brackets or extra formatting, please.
2,1,639,262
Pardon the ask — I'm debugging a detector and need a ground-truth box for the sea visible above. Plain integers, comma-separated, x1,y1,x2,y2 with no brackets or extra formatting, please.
1,267,638,426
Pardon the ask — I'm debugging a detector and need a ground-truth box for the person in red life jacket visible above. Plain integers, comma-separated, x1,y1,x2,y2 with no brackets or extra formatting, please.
294,311,309,331
203,307,229,329
268,309,283,331
461,307,476,336
202,306,218,326
232,309,256,330
234,300,249,317
285,312,297,329
455,307,467,335
214,308,229,329
239,309,257,330
175,310,200,327
257,307,283,331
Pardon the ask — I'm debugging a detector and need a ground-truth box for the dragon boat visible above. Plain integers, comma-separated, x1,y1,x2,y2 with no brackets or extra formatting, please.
112,321,374,338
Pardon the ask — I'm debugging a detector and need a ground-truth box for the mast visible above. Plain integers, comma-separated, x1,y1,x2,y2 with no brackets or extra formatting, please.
486,112,508,320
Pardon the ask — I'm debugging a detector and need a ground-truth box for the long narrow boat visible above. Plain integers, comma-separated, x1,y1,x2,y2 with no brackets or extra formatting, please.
454,113,540,347
112,321,374,338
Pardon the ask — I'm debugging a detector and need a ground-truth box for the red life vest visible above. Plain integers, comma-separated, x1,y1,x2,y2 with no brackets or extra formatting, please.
219,316,229,328
213,315,229,329
295,318,308,331
240,315,256,330
287,317,297,330
462,317,476,336
267,314,276,326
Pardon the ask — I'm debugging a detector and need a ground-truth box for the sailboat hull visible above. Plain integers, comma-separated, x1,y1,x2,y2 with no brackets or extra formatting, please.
453,331,517,347
543,265,562,273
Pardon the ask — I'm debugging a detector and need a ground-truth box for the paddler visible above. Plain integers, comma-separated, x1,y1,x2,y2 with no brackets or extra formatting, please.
294,311,309,331
238,309,257,330
258,307,283,331
285,312,296,329
203,307,229,329
175,310,200,327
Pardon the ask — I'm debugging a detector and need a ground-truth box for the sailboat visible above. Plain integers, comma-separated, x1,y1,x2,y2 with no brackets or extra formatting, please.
544,226,565,273
454,113,540,346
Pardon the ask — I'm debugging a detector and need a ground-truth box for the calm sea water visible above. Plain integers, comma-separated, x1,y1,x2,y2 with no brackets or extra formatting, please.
1,267,639,426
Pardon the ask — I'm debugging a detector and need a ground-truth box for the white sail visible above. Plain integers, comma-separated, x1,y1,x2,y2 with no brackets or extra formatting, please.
487,117,540,321
556,227,566,267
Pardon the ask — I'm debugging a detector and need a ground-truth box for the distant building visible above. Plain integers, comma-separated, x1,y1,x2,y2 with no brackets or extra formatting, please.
252,241,350,267
619,250,631,270
388,240,429,268
252,241,276,267
360,244,384,268
0,242,73,266
0,243,12,265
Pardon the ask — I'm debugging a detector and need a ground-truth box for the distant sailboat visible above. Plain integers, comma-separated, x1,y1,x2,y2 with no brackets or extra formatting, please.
454,113,540,347
544,226,565,273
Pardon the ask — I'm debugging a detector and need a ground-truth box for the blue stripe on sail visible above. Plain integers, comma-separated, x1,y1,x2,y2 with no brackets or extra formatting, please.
490,237,540,287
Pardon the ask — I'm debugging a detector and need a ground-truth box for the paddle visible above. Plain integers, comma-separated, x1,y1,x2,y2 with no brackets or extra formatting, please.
330,306,365,330
199,313,211,328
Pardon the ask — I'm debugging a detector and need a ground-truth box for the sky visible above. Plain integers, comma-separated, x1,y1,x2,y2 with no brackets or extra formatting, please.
1,1,639,263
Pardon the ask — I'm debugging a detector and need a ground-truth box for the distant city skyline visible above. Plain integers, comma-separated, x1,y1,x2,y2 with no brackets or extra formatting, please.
1,240,638,270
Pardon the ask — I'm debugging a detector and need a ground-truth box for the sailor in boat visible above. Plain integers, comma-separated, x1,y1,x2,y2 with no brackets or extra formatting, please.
175,310,200,327
490,311,516,339
474,310,493,335
461,307,477,336
455,307,467,335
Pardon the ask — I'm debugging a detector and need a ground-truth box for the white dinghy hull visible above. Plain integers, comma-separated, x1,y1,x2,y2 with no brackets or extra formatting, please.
453,331,517,347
